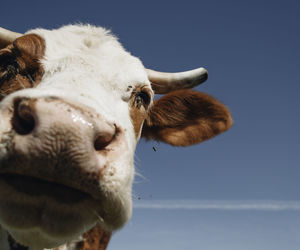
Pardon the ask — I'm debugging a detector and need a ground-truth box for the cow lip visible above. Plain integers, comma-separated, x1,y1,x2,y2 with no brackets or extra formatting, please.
0,173,92,203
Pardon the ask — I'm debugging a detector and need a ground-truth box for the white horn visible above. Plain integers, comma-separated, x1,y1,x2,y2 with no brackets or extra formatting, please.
0,27,22,48
146,67,208,94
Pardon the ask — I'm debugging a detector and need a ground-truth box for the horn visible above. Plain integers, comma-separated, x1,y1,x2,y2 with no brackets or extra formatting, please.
0,27,22,48
146,67,208,94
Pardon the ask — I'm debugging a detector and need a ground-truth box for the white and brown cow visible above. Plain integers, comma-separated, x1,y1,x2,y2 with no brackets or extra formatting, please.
0,25,232,250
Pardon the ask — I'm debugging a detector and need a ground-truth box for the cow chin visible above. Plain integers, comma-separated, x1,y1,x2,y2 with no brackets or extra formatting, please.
0,193,97,249
0,131,132,248
0,172,132,248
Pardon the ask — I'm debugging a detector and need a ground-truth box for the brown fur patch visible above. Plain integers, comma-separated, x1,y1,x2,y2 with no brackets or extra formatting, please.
142,89,232,146
130,105,147,138
0,34,45,101
129,86,152,138
75,225,111,250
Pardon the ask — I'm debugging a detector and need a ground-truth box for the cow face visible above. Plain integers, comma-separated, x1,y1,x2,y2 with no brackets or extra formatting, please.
0,25,232,249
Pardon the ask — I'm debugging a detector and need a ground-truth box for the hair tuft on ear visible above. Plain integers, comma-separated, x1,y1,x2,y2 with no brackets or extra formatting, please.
142,90,232,146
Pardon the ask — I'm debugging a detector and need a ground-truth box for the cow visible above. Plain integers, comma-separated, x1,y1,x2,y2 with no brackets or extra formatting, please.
0,25,232,250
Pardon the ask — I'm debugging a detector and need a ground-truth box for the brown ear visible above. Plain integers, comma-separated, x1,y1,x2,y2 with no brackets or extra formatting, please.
141,89,232,146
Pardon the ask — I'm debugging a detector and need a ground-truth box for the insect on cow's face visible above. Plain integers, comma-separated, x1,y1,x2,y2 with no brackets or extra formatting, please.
0,25,232,249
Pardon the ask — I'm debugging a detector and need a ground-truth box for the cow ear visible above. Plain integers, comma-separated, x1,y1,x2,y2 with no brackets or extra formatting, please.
141,89,232,146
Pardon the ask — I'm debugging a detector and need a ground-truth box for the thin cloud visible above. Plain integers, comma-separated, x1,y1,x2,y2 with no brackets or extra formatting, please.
133,200,300,211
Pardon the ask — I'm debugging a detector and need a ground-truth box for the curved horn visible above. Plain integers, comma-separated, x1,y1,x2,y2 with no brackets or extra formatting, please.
0,27,22,48
146,67,208,94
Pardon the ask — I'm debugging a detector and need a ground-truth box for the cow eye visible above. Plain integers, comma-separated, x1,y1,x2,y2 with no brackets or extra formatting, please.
0,53,19,73
0,53,19,82
0,51,17,68
135,91,151,108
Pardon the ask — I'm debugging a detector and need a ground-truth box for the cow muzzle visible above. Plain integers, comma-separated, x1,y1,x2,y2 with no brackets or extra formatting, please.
0,97,118,195
0,96,130,248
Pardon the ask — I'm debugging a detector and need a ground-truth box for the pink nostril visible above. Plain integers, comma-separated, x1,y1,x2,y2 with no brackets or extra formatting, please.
12,98,35,135
94,130,116,151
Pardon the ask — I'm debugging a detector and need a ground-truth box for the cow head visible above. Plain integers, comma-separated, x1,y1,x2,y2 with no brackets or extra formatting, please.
0,25,232,249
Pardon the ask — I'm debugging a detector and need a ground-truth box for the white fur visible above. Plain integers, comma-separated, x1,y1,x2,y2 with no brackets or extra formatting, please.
0,24,153,249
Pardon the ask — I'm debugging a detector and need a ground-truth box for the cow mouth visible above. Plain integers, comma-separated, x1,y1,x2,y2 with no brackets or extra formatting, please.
0,173,104,249
0,173,102,245
0,173,91,203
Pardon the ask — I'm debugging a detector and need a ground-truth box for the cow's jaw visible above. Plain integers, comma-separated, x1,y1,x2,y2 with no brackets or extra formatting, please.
0,175,98,249
0,25,151,249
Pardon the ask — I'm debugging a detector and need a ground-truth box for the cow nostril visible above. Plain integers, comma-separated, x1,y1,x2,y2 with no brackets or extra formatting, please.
94,130,115,151
12,99,35,135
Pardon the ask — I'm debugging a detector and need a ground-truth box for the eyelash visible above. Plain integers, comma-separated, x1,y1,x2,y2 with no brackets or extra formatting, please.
0,55,19,81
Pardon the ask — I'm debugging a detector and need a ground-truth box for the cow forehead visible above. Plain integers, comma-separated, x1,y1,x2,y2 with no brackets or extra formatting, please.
26,25,150,93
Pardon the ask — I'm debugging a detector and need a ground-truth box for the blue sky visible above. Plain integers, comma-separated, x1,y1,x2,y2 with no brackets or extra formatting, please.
1,0,300,249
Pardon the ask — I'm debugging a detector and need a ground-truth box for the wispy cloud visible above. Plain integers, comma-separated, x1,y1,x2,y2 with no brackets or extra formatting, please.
133,200,300,211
